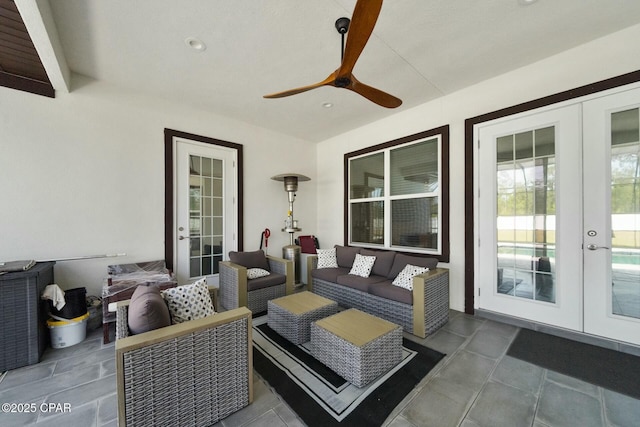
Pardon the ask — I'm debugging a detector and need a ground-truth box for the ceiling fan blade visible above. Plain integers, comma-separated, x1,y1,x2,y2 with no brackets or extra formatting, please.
347,74,402,108
263,73,336,99
338,0,383,75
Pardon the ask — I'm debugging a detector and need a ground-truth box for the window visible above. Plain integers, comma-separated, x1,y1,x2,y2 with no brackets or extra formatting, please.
344,127,450,261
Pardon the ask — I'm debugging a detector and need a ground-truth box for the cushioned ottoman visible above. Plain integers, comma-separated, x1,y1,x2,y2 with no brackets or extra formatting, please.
310,308,402,387
268,291,337,344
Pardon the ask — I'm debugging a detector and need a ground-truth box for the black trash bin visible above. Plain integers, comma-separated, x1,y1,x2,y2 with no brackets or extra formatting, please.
49,287,87,319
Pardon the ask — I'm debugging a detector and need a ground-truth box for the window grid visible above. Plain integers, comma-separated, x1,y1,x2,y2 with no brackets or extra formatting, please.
348,136,442,254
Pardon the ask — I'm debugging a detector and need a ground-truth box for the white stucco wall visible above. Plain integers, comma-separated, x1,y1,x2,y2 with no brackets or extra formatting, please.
3,23,640,308
315,23,640,312
0,75,317,297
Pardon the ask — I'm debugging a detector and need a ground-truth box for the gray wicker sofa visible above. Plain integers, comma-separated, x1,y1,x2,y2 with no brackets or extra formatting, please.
307,245,449,338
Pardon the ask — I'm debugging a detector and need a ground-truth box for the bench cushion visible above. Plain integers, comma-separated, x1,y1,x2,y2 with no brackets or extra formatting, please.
311,267,350,283
247,272,286,291
335,245,361,268
229,250,270,270
361,249,396,278
387,254,438,279
128,284,171,334
336,273,387,292
368,281,413,305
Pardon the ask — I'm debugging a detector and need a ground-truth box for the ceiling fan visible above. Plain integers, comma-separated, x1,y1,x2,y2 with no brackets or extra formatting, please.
263,0,402,109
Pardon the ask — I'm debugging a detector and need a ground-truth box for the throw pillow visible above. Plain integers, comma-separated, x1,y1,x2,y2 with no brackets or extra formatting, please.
247,268,270,279
127,284,171,335
162,279,215,324
316,248,338,269
348,253,376,278
392,264,429,291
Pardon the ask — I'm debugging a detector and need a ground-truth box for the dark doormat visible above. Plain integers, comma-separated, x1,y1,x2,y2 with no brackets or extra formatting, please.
507,328,640,399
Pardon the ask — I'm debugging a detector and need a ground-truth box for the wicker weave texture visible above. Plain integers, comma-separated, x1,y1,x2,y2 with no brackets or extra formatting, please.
267,257,288,275
115,305,130,340
423,270,450,334
247,284,286,314
219,261,288,314
267,300,338,344
313,279,415,332
0,263,52,371
122,318,250,427
219,262,241,310
310,321,402,388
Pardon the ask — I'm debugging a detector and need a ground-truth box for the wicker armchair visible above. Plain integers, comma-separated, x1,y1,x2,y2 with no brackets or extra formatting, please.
219,250,294,314
115,303,253,427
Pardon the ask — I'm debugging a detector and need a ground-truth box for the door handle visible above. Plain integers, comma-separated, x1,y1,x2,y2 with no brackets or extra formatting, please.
586,244,610,250
178,235,191,240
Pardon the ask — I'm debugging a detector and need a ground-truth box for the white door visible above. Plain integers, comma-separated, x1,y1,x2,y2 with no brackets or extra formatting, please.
476,105,583,331
174,138,237,284
583,88,640,345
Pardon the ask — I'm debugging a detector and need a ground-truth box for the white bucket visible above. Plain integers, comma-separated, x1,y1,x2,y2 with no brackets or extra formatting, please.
47,313,89,349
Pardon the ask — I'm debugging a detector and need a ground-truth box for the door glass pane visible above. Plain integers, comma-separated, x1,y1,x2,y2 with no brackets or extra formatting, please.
189,154,224,278
611,108,640,319
496,127,556,302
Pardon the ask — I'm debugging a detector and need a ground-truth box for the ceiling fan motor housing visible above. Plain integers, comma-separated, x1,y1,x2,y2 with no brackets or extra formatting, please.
335,17,350,34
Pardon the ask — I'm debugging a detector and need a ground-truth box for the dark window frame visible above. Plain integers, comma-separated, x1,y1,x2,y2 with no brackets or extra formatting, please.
344,125,450,263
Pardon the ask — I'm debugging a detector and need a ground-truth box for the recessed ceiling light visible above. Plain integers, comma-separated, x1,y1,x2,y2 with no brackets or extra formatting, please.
518,0,539,5
185,37,206,51
322,102,333,108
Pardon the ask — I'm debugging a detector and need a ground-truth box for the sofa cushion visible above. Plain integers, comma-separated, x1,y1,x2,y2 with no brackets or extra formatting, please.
348,253,376,277
336,273,387,292
229,250,270,270
311,267,350,283
387,254,438,279
361,249,396,277
162,279,215,324
247,272,286,291
316,248,338,268
127,284,171,335
392,264,429,291
369,281,413,305
335,245,361,268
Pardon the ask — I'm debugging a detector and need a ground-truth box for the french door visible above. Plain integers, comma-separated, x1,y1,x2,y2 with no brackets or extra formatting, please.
174,138,237,285
583,89,640,345
476,87,640,346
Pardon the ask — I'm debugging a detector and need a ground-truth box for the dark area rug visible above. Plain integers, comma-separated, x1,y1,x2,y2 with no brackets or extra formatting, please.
252,320,445,426
507,328,640,399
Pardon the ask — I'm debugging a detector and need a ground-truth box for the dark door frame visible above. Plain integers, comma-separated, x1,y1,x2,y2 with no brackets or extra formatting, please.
464,69,640,314
164,128,244,272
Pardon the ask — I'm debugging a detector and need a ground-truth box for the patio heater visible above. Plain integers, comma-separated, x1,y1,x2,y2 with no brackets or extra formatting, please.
271,173,310,284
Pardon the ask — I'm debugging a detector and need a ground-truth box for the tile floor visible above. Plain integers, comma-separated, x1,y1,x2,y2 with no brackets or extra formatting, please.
1,310,639,427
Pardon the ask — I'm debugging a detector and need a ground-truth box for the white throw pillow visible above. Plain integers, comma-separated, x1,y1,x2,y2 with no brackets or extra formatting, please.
316,248,338,269
162,279,215,324
348,253,376,278
247,268,270,279
392,264,429,291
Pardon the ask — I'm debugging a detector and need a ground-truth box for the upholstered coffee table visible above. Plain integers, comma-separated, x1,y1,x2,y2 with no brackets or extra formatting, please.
267,291,338,345
310,308,402,387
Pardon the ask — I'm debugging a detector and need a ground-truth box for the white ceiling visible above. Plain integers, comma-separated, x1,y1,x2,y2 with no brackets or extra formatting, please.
40,0,640,142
